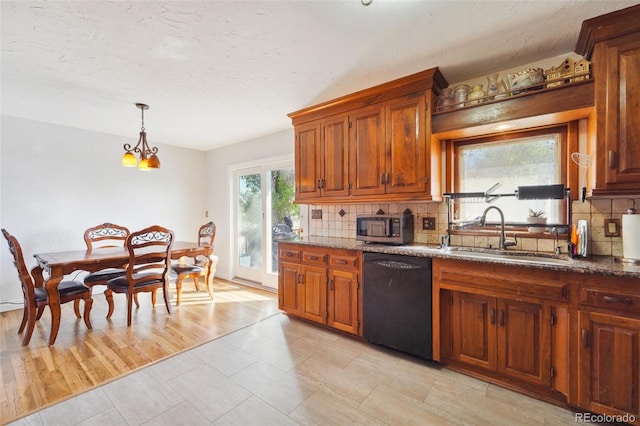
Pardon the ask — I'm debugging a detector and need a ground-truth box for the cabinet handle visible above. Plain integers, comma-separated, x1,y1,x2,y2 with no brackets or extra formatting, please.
609,150,617,169
286,252,293,257
603,295,633,305
490,308,496,325
308,256,319,261
381,174,386,184
336,259,348,265
386,172,390,184
329,279,334,291
498,310,505,326
582,329,589,348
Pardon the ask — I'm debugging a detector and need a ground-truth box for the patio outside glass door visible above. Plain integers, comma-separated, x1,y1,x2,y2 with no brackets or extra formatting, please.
234,161,301,288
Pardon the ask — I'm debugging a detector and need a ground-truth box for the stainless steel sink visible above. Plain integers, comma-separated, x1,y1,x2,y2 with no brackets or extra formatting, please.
442,247,571,266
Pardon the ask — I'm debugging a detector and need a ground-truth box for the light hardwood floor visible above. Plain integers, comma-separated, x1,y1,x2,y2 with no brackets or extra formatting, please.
3,279,580,425
0,279,279,423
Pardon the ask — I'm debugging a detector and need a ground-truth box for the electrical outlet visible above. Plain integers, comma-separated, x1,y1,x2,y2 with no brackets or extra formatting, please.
422,217,436,230
311,209,323,219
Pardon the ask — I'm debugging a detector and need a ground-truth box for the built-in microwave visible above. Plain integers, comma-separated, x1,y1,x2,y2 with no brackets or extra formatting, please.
356,214,414,244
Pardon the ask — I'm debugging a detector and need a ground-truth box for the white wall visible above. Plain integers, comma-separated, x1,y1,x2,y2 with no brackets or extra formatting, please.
0,115,207,312
205,129,294,280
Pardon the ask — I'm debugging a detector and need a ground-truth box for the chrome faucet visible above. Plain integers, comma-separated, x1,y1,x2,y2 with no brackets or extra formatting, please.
479,206,517,250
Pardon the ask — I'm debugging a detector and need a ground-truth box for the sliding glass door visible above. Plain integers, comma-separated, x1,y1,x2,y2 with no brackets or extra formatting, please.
233,159,301,288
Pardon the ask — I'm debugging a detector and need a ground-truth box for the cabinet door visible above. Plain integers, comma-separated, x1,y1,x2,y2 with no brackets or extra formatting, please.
497,299,551,387
278,261,301,315
452,292,497,370
385,95,428,194
349,105,386,196
579,311,640,418
321,114,350,198
300,264,327,324
294,122,322,200
327,268,359,334
593,34,640,193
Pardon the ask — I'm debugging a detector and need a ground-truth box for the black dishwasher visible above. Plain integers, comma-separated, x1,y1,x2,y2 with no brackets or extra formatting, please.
362,252,432,360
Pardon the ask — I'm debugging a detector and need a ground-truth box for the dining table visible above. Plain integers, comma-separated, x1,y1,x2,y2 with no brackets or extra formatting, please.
32,241,214,346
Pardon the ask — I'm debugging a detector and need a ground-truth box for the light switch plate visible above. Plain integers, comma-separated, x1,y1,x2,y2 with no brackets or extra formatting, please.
422,217,436,230
312,209,323,219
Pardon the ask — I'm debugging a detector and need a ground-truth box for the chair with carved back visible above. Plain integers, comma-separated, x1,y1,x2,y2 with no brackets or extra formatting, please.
171,221,216,305
2,228,93,346
74,223,132,314
104,225,174,326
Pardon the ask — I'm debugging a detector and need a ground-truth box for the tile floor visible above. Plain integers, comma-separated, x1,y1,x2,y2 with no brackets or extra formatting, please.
9,313,580,425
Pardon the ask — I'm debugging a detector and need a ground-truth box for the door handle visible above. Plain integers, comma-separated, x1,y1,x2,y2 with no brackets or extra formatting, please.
603,295,633,305
582,329,589,348
609,150,617,169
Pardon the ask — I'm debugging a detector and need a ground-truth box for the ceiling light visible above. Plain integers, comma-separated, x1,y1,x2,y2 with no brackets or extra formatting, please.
361,0,372,5
122,103,160,170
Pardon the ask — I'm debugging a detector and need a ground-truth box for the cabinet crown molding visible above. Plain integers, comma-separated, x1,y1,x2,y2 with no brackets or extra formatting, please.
288,67,446,125
576,4,640,59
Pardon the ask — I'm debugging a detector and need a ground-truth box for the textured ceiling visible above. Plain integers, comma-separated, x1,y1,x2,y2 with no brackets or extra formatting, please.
1,1,637,151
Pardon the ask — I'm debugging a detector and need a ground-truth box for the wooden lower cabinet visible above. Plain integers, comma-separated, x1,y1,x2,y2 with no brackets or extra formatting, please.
434,258,569,404
578,311,640,421
278,243,361,336
449,291,552,388
577,277,640,424
300,263,327,324
279,260,302,316
327,267,359,333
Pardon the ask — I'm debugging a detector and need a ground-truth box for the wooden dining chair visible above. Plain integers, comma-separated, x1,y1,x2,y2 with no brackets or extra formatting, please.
74,223,134,314
2,228,93,346
105,225,174,326
171,221,216,305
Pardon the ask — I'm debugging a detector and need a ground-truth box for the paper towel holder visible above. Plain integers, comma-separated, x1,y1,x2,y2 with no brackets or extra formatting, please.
604,219,620,237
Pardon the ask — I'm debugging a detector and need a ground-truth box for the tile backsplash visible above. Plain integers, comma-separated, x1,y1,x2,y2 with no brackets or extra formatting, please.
307,197,639,258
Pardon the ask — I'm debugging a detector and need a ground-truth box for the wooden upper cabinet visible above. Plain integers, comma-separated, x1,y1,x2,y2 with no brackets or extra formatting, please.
320,114,350,198
591,34,640,194
576,4,640,196
294,122,321,200
288,67,446,203
349,105,386,197
386,95,428,194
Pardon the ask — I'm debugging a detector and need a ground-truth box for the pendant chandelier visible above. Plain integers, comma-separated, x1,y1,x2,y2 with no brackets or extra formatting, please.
122,103,160,170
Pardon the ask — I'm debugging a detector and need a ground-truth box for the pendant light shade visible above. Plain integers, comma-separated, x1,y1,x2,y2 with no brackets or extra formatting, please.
122,103,160,170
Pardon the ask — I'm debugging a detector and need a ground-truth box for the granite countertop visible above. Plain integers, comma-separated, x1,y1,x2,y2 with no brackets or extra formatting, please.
284,237,640,279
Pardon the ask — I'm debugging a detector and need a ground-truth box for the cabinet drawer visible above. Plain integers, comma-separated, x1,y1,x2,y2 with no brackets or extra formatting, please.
581,288,640,316
329,253,359,270
279,247,301,261
302,251,327,265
